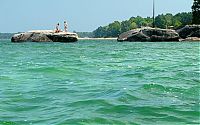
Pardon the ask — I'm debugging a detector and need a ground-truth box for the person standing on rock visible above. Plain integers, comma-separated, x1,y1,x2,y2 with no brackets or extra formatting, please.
64,21,68,32
55,23,60,33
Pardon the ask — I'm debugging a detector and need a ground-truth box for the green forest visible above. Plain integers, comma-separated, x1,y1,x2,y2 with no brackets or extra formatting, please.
93,12,192,38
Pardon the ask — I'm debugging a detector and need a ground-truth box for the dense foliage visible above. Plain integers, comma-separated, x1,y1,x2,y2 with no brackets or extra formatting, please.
93,12,192,38
192,0,200,24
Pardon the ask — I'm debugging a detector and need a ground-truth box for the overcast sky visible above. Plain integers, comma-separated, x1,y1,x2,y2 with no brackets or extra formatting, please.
0,0,193,33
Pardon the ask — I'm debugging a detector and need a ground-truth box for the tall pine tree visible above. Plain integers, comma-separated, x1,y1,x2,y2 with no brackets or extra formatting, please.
192,0,200,24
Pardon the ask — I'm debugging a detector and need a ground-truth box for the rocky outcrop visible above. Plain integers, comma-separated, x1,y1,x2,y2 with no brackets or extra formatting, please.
11,32,33,42
30,33,52,42
11,30,78,43
190,30,200,38
177,25,200,39
117,27,180,42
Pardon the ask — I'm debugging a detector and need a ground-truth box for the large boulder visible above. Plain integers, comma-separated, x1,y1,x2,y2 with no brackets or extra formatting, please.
117,27,180,42
177,25,200,39
11,30,78,43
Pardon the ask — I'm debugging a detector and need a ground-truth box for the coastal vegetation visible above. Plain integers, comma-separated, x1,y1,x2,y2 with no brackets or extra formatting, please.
74,32,94,38
93,12,192,38
192,0,200,24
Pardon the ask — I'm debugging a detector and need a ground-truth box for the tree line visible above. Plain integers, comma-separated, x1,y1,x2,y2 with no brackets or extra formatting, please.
92,0,200,38
93,12,192,38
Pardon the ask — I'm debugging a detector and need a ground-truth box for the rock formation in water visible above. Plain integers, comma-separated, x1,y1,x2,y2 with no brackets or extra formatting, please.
177,25,200,39
11,30,78,43
117,27,180,42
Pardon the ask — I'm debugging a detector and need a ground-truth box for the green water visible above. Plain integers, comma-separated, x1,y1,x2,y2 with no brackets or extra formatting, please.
0,40,199,125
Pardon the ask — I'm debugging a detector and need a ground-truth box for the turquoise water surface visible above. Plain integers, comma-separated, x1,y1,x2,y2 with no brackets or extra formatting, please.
0,40,199,125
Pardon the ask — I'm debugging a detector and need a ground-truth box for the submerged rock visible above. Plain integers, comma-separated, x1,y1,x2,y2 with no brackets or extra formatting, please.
177,25,200,39
117,27,180,42
11,30,78,43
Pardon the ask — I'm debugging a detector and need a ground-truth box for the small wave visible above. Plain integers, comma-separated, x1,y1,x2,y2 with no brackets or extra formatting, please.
68,99,112,107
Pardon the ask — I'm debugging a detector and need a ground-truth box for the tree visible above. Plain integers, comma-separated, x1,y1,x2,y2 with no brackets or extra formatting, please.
107,21,121,37
121,20,137,33
192,0,200,24
155,14,166,28
173,12,192,29
93,26,108,38
131,16,147,27
165,13,173,28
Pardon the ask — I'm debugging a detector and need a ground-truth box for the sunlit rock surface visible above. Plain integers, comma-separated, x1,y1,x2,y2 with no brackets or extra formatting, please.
11,30,78,43
117,27,180,42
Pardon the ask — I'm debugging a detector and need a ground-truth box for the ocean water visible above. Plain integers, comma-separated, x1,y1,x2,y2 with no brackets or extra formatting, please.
0,39,199,125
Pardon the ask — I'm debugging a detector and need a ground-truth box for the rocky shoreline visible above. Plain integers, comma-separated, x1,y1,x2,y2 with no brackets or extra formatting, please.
117,25,200,42
10,25,200,42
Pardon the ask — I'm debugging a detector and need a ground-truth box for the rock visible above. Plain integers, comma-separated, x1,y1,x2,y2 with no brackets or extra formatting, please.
117,27,180,42
11,32,33,42
181,37,200,42
189,29,200,38
11,30,78,43
177,25,200,39
47,34,78,43
30,33,52,42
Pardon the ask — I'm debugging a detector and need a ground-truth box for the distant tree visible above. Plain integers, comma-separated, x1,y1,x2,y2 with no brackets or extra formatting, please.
144,17,153,27
93,26,108,38
130,22,137,29
177,12,192,25
155,14,166,28
172,19,182,29
173,12,192,28
130,16,147,27
121,20,131,33
121,20,137,33
107,21,121,37
165,13,173,28
155,13,191,29
76,32,94,38
192,0,200,24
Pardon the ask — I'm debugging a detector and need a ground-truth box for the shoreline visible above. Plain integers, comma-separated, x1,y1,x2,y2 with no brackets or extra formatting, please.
78,38,117,40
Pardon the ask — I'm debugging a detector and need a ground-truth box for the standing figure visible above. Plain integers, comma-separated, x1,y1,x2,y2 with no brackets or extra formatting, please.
64,21,68,32
55,23,60,33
